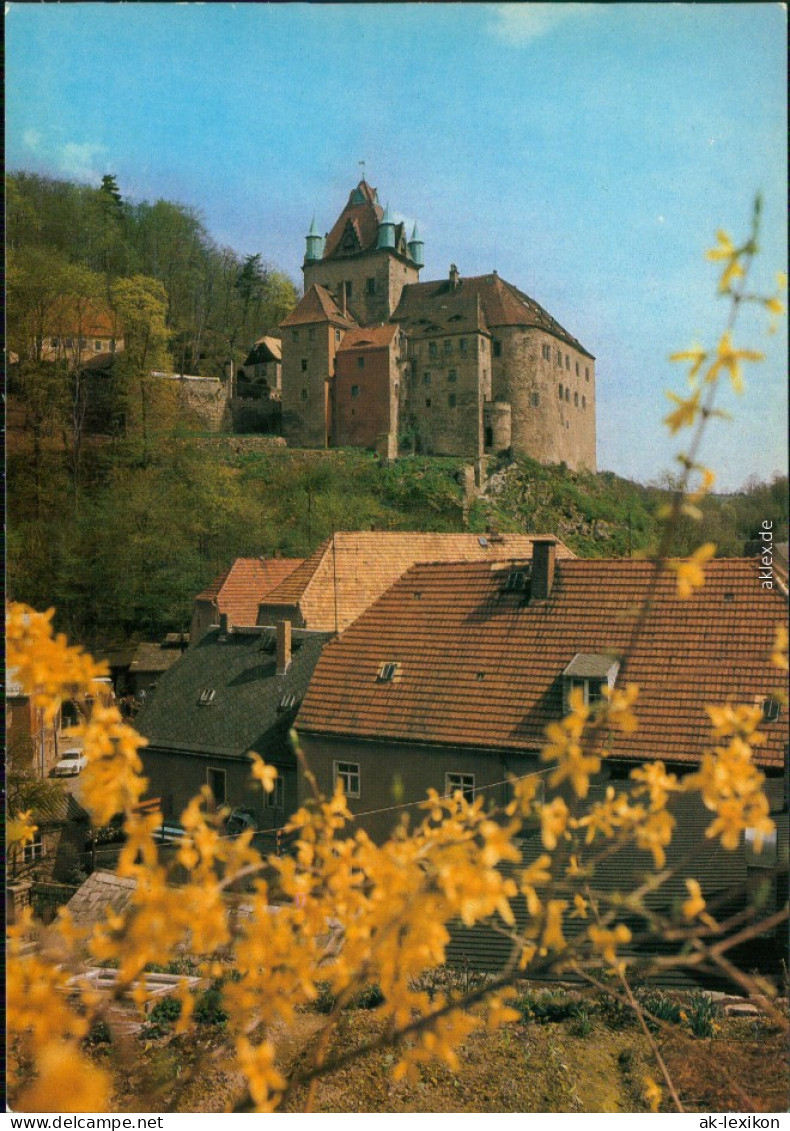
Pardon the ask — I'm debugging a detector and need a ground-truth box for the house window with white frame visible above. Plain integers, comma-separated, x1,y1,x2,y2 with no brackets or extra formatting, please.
445,772,475,803
23,831,45,864
334,761,360,798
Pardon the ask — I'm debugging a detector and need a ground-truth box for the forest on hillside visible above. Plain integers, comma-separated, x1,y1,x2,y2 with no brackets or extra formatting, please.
6,171,787,653
7,171,298,378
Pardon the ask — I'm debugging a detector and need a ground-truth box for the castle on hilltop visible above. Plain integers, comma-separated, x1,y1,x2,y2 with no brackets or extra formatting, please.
279,180,596,471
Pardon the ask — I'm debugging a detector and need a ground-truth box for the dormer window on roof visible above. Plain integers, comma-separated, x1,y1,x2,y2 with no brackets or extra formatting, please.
377,662,400,683
278,692,298,712
198,688,216,705
562,654,620,710
760,695,781,723
503,569,528,592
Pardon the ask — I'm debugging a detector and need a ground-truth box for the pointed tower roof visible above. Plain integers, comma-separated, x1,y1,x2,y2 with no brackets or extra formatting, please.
307,215,320,237
322,182,385,260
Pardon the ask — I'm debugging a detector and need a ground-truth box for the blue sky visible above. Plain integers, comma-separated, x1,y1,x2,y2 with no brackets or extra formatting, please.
6,2,787,490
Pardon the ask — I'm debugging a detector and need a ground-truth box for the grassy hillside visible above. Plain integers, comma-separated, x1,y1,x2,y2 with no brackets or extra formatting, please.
7,422,786,647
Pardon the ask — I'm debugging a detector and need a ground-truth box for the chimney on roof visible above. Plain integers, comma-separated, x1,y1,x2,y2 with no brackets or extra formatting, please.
340,282,347,318
219,612,229,635
531,539,556,601
449,264,460,291
276,619,292,675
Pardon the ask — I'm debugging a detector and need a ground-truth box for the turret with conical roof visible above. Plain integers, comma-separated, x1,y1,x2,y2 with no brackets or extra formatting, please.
304,216,324,263
408,222,424,268
377,203,396,250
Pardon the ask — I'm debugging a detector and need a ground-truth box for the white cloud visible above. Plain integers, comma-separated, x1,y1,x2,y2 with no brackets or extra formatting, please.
58,141,108,183
487,3,598,46
23,129,43,153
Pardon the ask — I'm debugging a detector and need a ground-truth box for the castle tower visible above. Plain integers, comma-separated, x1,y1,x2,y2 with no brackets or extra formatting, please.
407,223,424,268
303,180,422,325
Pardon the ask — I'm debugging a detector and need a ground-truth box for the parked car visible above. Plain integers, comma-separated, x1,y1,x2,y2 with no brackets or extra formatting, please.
50,749,87,777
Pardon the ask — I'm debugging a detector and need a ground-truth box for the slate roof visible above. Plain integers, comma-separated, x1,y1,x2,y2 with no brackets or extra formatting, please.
195,557,305,628
65,871,137,927
393,288,488,340
257,532,575,634
392,273,593,357
297,557,788,769
128,641,185,677
280,285,358,329
136,627,333,761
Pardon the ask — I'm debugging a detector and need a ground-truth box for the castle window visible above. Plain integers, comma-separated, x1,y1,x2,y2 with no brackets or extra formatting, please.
207,768,226,806
292,331,300,343
301,358,308,372
336,329,341,343
23,831,45,863
585,367,590,381
429,342,438,359
459,338,468,355
493,340,502,358
424,372,432,385
65,338,73,349
266,777,285,809
425,397,432,407
565,387,570,402
582,395,586,409
444,339,452,354
448,393,457,408
448,370,457,383
574,392,579,406
576,361,580,376
565,355,570,369
345,281,353,298
351,385,360,399
308,328,315,341
51,337,60,348
301,388,308,400
558,384,563,399
542,343,551,361
94,340,103,352
366,277,376,295
556,349,562,366
357,356,365,369
531,392,540,407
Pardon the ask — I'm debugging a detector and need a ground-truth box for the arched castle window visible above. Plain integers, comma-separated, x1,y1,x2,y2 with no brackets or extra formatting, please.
558,384,563,399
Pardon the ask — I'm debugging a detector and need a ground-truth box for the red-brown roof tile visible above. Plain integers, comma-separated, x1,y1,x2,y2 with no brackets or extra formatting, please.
297,557,788,770
337,324,399,352
392,273,593,357
323,181,384,260
196,557,305,627
258,532,575,633
280,285,358,329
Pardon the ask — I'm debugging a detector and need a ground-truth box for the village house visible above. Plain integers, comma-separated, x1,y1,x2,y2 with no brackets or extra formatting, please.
135,621,333,838
190,555,305,644
254,530,575,635
37,297,124,365
294,543,788,968
280,180,596,470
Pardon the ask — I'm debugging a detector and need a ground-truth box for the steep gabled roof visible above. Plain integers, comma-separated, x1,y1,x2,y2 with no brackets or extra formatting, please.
392,273,593,357
297,557,787,769
257,532,575,634
243,336,282,366
136,628,333,760
280,285,358,329
195,557,305,628
322,181,384,260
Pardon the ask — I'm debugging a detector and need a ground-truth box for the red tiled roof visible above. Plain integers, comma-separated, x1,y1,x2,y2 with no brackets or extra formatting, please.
258,532,575,634
392,273,593,357
323,181,384,260
337,324,399,352
297,558,788,769
195,557,305,627
280,285,358,329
